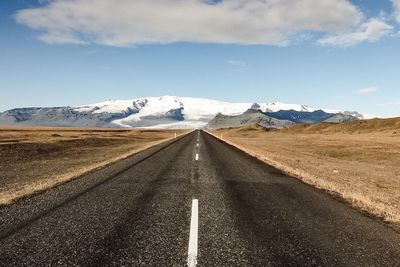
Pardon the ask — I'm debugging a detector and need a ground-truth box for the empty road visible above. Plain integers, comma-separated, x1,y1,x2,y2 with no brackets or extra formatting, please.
1,130,400,266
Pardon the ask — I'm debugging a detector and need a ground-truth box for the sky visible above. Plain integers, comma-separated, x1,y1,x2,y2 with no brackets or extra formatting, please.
1,0,400,117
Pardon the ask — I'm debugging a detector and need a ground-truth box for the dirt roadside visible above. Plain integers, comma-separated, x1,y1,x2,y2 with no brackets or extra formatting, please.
0,127,188,205
209,120,400,225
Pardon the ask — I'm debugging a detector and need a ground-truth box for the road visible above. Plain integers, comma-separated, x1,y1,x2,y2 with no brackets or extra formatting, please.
1,130,400,266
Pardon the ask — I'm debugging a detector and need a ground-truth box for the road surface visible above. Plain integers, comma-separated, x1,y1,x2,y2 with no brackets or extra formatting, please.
1,130,400,266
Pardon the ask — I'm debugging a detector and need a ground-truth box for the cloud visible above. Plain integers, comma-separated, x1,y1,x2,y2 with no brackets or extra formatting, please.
318,19,393,47
227,60,247,67
376,101,400,107
391,0,400,22
37,0,52,4
355,86,379,95
386,101,400,105
15,0,364,46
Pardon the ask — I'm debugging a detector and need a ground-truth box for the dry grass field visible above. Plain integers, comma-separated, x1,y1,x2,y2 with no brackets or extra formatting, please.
211,119,400,225
0,127,187,205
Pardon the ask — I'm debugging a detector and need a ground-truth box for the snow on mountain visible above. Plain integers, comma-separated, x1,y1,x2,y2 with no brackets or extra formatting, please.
72,96,366,128
76,96,251,128
0,96,367,129
75,99,136,114
263,102,314,112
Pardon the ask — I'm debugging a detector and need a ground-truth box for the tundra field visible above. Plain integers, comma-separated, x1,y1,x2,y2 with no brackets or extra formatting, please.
211,118,400,225
0,127,187,205
1,120,399,227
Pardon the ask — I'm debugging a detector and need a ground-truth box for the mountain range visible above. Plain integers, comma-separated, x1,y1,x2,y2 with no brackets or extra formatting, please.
0,96,365,129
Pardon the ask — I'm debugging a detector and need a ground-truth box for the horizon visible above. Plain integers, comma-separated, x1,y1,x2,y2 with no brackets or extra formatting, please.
1,0,400,117
0,94,372,117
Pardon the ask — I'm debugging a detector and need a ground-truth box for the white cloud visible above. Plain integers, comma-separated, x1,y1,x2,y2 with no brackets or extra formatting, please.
37,0,52,4
227,60,247,67
376,101,400,108
386,101,400,105
356,86,379,95
15,0,364,46
318,19,393,47
391,0,400,22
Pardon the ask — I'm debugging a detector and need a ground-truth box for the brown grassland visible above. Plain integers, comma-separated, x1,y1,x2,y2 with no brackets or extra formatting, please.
0,127,187,205
211,118,400,225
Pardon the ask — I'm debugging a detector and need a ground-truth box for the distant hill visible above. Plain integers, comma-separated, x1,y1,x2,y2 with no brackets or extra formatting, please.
206,105,359,129
206,109,294,129
281,118,400,134
323,113,359,123
212,117,400,135
265,109,358,124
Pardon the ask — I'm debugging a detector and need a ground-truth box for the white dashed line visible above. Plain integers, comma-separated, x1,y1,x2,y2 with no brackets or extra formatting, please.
196,143,199,147
195,154,199,161
187,199,198,267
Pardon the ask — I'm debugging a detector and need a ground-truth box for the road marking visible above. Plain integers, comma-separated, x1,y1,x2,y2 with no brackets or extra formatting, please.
196,143,199,147
195,154,199,161
188,199,198,267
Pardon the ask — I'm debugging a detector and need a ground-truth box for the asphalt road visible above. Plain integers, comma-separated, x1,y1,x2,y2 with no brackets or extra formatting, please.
1,130,400,266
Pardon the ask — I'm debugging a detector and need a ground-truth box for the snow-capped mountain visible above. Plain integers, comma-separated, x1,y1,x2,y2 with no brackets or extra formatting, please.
75,96,251,128
0,96,365,129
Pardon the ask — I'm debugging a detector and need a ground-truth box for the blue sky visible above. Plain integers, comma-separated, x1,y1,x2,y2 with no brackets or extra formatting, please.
1,0,400,117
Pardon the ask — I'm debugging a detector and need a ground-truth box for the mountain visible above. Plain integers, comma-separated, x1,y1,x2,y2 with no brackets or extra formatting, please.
323,113,360,123
206,109,294,129
206,105,359,129
0,106,138,128
264,109,358,124
0,96,364,129
265,109,333,124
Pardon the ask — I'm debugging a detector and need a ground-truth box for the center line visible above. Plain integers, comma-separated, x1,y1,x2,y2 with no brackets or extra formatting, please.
187,199,199,267
195,154,199,161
